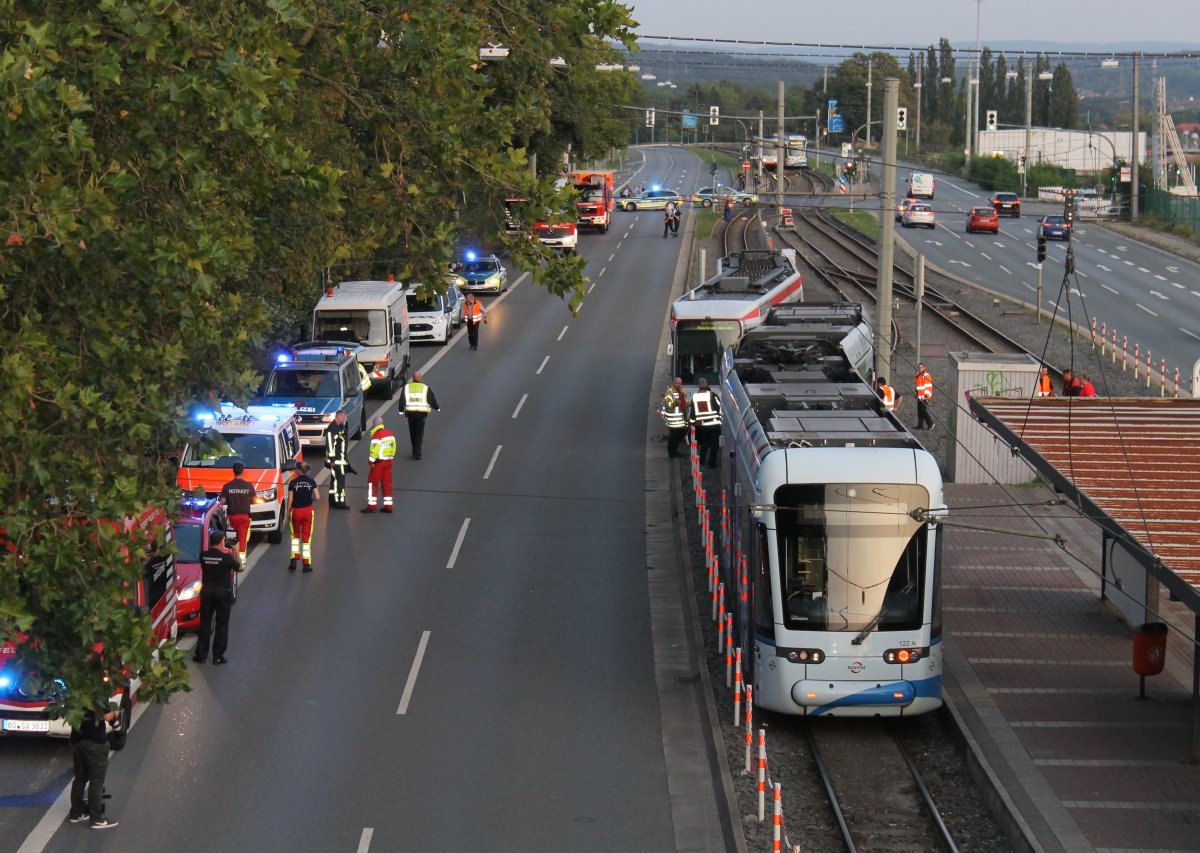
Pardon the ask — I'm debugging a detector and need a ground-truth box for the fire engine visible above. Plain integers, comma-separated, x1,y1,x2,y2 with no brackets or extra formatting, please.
568,170,614,233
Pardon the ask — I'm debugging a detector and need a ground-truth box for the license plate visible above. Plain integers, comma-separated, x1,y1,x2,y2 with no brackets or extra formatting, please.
2,719,50,733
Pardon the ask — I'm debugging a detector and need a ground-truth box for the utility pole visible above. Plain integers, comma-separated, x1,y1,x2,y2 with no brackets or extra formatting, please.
776,80,786,213
1131,52,1140,221
965,54,973,160
915,61,922,154
972,0,982,162
757,110,764,188
823,66,828,94
866,59,873,148
875,78,899,383
1023,59,1033,198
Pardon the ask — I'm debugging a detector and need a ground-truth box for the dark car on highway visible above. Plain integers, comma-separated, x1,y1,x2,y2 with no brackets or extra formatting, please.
990,192,1021,217
1038,215,1072,240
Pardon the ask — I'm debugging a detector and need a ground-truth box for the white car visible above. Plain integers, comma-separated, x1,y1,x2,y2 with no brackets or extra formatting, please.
405,285,456,345
901,203,936,229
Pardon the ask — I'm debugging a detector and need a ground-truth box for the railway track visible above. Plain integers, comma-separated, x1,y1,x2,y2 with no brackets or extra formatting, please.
805,721,959,853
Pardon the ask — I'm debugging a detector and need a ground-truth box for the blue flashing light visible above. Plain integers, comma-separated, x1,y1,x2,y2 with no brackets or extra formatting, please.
465,250,477,262
194,410,217,425
650,183,661,191
0,672,12,690
276,352,292,364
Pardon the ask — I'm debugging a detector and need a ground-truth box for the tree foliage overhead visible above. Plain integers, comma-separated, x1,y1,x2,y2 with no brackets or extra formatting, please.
0,0,634,722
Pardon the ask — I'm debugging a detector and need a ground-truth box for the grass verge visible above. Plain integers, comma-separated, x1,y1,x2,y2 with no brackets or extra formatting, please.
831,208,880,242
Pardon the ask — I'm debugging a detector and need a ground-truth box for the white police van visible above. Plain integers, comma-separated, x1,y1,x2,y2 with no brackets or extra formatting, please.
312,279,410,397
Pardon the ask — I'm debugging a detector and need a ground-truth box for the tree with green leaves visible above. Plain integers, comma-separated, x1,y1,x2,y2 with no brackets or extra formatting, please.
1048,62,1080,129
0,0,635,725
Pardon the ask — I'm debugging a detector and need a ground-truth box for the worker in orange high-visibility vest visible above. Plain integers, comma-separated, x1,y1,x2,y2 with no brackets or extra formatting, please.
1036,366,1053,397
876,376,900,415
914,363,935,430
463,292,487,351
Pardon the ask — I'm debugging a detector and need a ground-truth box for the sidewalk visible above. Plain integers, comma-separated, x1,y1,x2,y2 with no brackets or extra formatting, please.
942,484,1200,853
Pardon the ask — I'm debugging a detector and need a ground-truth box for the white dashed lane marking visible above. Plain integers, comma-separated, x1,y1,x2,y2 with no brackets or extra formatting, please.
396,631,431,715
536,356,549,375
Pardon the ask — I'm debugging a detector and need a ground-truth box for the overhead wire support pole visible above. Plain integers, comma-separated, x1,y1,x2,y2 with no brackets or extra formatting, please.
875,78,899,383
1131,52,1140,222
1023,59,1033,199
776,81,785,213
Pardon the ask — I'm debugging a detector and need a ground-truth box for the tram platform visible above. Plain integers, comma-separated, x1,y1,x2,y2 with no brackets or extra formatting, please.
943,483,1200,852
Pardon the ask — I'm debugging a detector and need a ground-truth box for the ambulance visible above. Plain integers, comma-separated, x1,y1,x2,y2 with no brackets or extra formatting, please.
175,403,302,544
0,507,177,740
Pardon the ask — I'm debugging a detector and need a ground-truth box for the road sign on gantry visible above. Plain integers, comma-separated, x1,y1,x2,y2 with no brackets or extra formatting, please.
645,108,655,127
709,105,719,126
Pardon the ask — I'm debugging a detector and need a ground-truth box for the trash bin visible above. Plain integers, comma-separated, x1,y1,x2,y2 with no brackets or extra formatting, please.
1132,622,1168,677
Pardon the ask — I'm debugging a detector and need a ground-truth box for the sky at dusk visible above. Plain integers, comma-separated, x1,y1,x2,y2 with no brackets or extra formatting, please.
627,0,1200,49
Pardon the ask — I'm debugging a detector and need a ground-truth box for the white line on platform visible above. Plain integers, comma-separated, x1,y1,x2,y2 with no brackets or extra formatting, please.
1136,304,1158,317
536,355,549,375
446,518,471,569
512,393,528,419
358,828,374,853
396,631,431,715
557,325,568,341
483,445,502,479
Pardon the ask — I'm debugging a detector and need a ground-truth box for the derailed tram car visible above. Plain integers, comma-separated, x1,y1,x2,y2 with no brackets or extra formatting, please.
720,303,947,716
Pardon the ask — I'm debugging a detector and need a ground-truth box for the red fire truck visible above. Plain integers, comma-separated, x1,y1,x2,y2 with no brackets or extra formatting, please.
568,170,614,233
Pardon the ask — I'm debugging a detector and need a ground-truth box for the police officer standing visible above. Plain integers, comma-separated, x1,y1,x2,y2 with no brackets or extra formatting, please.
219,462,254,565
67,702,119,828
363,416,397,513
399,371,440,460
658,377,689,458
324,410,351,509
287,461,320,573
193,530,241,665
689,377,722,468
464,292,487,351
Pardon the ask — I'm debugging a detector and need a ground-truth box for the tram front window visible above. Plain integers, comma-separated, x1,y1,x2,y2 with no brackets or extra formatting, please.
775,483,928,633
674,320,742,385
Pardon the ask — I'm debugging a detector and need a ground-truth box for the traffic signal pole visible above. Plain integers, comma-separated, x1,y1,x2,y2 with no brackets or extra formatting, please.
875,79,899,382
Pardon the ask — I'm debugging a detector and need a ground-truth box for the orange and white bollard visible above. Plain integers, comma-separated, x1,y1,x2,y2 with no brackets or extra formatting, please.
1134,343,1140,378
725,614,734,687
711,577,720,622
743,686,754,774
1175,367,1180,398
717,583,726,638
772,782,783,851
1161,359,1166,396
1146,350,1152,388
757,729,767,821
1111,328,1118,363
1091,318,1097,349
1122,336,1128,371
733,649,744,725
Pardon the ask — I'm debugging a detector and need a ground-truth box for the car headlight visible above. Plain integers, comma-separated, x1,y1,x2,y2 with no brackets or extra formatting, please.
179,580,202,602
320,413,337,422
255,488,276,502
485,274,499,286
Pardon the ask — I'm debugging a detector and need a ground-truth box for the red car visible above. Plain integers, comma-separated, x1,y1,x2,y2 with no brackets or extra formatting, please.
966,207,999,234
175,496,236,631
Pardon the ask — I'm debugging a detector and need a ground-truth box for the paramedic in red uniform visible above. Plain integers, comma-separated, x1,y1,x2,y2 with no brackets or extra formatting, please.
287,461,320,573
363,416,397,513
219,461,255,565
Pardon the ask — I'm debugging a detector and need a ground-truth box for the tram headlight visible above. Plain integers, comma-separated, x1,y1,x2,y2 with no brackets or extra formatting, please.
883,647,928,664
783,648,825,664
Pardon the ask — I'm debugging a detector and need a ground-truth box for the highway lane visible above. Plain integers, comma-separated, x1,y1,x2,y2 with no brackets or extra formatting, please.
9,146,706,852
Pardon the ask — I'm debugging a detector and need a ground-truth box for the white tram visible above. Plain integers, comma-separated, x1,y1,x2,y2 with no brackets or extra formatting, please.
670,249,802,389
719,304,946,716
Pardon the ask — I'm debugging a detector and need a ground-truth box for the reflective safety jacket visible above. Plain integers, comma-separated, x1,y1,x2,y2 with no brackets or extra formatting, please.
325,421,348,463
1036,373,1053,396
368,424,396,462
464,300,485,326
689,390,721,426
879,383,897,411
660,390,687,429
402,382,433,414
914,370,933,401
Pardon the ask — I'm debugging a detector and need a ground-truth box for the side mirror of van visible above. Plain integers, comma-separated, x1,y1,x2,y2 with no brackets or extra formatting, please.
282,460,298,472
393,322,404,339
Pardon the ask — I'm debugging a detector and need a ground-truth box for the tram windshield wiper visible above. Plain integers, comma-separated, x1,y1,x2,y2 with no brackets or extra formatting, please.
852,579,914,645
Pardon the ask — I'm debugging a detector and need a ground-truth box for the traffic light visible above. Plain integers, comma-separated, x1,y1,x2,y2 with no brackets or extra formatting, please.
1036,234,1047,264
896,107,908,131
645,108,655,128
986,110,998,131
709,105,719,126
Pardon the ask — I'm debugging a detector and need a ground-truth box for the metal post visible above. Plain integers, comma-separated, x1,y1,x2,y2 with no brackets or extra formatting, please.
866,59,873,149
530,151,537,179
914,255,925,363
1023,60,1033,198
965,53,973,161
700,248,706,287
875,79,899,382
1036,263,1044,323
972,0,982,161
776,81,786,212
915,62,922,154
1131,53,1140,222
757,110,764,188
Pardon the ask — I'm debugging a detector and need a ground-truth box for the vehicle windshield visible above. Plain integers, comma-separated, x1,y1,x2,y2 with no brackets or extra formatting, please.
313,310,388,347
464,260,498,275
408,292,444,313
182,431,277,470
175,523,203,564
261,367,341,398
674,320,743,386
775,483,929,633
1044,216,1066,225
578,186,606,202
972,208,994,216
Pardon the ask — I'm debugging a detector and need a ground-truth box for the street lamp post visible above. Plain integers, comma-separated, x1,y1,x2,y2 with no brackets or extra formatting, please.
972,0,983,160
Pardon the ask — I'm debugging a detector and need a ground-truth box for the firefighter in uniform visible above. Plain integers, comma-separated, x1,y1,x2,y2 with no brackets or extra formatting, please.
324,409,351,509
658,377,689,458
287,461,320,572
219,462,255,565
689,378,722,469
193,529,241,665
398,371,440,460
914,363,935,430
362,417,397,513
464,292,487,351
876,376,900,415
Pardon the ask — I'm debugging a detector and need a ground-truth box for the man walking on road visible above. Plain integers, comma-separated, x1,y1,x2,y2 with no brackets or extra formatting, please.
663,203,675,238
399,371,440,460
67,702,119,829
914,363,935,430
689,378,722,469
363,416,397,513
324,410,351,509
219,462,254,564
464,292,487,351
193,529,241,665
286,461,320,572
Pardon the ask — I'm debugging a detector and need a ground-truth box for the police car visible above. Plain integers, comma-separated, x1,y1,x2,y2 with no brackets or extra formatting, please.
252,344,367,445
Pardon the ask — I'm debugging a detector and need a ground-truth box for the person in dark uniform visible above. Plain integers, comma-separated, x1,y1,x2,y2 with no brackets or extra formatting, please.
67,703,119,829
219,462,255,565
670,203,682,236
324,410,350,509
663,203,674,238
286,461,320,573
398,371,440,460
658,377,689,458
193,530,241,665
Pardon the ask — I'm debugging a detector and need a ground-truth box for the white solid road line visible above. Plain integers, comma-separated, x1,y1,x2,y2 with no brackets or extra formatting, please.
1102,284,1120,295
358,828,374,853
999,265,1012,275
512,393,528,419
1180,328,1200,343
1136,304,1158,317
557,325,568,341
536,355,549,375
396,631,431,715
446,518,471,569
483,445,502,480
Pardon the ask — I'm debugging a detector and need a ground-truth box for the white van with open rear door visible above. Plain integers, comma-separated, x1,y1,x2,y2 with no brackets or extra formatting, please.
311,278,410,397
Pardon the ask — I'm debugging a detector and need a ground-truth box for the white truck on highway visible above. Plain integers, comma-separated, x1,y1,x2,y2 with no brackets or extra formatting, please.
907,172,935,200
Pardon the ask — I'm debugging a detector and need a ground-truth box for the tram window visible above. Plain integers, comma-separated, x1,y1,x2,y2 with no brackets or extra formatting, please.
754,524,774,638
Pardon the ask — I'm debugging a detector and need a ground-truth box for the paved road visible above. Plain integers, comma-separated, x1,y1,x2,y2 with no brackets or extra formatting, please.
4,147,710,852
